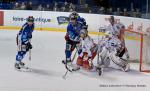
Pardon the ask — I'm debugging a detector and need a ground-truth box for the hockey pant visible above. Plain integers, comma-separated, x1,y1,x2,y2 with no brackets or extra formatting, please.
76,46,97,70
65,39,80,61
16,35,30,62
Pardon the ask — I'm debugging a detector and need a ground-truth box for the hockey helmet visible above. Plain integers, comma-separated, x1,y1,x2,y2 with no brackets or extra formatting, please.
69,14,77,20
105,31,113,38
69,11,78,20
71,11,79,17
109,15,115,22
82,25,88,30
27,16,34,22
80,29,88,38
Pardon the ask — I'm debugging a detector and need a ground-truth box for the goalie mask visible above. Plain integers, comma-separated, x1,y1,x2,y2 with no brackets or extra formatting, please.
105,31,113,38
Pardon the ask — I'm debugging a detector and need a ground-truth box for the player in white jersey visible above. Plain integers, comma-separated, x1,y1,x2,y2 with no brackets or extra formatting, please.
106,16,129,59
97,31,130,72
76,29,98,70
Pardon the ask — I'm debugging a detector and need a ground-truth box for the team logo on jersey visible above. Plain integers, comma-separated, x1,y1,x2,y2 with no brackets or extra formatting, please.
57,16,69,25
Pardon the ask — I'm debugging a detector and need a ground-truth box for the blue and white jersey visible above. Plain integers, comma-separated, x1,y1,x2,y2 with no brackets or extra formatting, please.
67,21,83,42
77,16,86,26
18,22,34,44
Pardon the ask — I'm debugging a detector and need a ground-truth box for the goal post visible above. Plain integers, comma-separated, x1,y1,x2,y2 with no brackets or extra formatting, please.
125,27,150,73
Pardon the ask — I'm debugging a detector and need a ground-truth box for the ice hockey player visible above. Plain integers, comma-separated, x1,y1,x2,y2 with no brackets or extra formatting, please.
15,16,34,69
106,15,129,59
64,13,84,64
76,29,98,71
69,11,88,29
97,31,130,72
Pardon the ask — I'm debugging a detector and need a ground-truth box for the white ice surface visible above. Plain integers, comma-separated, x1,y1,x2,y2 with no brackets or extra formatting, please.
0,30,150,91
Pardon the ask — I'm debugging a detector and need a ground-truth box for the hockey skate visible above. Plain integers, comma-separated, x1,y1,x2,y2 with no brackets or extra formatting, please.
19,62,29,69
121,64,130,72
62,59,73,67
20,62,25,66
96,67,102,76
14,63,21,70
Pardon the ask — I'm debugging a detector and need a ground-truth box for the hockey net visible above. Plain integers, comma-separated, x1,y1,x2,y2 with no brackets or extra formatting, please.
125,26,150,73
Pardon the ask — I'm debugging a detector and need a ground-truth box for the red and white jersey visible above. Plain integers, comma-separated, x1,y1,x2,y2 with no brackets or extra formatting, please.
100,36,122,52
106,23,125,37
80,35,96,57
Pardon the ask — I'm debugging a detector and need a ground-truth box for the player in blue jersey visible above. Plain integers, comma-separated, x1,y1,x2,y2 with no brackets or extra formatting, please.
15,16,34,69
69,11,88,29
64,14,84,64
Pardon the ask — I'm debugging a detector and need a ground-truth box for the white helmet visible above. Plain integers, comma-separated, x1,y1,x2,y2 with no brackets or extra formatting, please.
105,31,113,38
80,29,88,38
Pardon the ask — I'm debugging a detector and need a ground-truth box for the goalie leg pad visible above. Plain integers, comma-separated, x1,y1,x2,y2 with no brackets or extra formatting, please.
109,52,130,71
109,52,127,67
117,48,126,57
100,47,109,61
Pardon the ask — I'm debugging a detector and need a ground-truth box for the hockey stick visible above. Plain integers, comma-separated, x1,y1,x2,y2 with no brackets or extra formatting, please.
96,28,105,76
62,48,78,79
29,40,32,61
29,49,31,61
97,28,101,66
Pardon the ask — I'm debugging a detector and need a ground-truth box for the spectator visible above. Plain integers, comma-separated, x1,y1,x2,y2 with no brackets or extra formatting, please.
123,8,128,16
64,2,69,8
10,0,144,19
107,7,113,15
44,4,51,11
69,3,75,10
26,1,32,10
135,8,141,18
20,2,26,10
61,6,67,12
53,2,58,11
37,4,44,11
98,7,105,14
69,8,73,12
83,4,90,13
13,2,20,10
89,9,92,13
114,8,121,16
129,8,136,17
63,1,69,11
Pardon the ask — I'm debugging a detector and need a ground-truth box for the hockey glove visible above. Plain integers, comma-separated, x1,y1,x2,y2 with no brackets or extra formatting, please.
26,42,32,51
29,34,32,39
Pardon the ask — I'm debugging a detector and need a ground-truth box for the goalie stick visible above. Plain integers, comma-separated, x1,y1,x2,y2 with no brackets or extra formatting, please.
96,28,105,76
